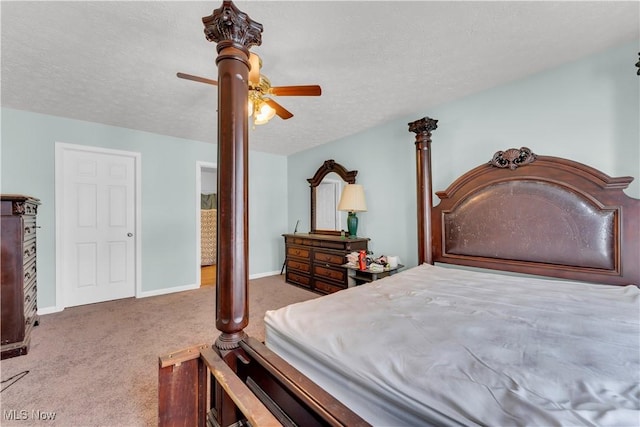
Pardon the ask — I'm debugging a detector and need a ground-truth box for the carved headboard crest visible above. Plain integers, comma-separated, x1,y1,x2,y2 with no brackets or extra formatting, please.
490,147,536,170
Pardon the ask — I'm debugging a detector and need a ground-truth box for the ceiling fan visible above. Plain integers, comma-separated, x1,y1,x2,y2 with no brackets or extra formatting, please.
177,53,321,125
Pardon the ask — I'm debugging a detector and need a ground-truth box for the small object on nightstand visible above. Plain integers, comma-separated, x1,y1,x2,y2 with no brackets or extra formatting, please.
342,262,405,287
368,263,384,273
358,250,366,270
387,256,400,268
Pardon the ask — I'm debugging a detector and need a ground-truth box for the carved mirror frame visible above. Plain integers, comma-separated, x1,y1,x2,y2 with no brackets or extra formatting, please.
308,159,358,235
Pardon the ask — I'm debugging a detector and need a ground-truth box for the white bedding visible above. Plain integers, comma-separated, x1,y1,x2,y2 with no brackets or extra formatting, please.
265,264,640,426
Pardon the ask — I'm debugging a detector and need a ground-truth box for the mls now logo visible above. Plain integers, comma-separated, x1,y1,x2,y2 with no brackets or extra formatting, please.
32,410,57,420
3,410,28,420
3,409,57,421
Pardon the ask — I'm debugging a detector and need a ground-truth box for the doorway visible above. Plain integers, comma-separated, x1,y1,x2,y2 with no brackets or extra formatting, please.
55,143,141,309
196,161,217,286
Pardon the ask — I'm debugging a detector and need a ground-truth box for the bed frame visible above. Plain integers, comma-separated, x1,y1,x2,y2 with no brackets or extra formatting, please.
158,3,369,426
158,2,639,426
409,117,639,286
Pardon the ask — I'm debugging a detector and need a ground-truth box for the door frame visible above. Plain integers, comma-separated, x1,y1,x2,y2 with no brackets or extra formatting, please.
196,161,217,287
54,142,142,311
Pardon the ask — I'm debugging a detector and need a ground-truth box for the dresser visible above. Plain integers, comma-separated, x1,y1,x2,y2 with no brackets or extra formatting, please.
283,233,369,295
1,195,40,359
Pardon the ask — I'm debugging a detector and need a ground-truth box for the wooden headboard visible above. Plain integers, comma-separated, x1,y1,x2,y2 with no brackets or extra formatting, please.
409,118,640,286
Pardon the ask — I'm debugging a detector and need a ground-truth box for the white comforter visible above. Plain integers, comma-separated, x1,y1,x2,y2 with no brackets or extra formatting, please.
265,264,640,426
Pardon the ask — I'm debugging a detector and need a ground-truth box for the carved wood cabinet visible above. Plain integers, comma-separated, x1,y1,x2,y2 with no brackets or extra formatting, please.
283,233,369,295
1,195,40,359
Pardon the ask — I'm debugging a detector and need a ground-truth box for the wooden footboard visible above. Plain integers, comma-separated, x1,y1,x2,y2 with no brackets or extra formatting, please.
158,344,209,426
158,337,369,427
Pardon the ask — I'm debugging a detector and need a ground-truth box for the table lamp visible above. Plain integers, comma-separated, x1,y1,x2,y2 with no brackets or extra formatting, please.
337,184,367,237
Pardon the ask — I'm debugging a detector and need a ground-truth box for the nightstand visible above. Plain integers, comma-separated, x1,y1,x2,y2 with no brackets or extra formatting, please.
342,264,404,287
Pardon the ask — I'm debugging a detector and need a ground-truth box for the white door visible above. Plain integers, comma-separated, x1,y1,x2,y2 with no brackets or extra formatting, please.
57,144,138,308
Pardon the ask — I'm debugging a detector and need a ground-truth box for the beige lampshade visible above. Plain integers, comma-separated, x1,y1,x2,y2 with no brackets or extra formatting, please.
337,184,367,212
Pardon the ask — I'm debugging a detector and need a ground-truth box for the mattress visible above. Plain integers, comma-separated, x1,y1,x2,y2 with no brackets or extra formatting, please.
265,264,640,426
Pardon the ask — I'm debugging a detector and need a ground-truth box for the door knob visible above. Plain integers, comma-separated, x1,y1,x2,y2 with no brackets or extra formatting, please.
127,233,133,237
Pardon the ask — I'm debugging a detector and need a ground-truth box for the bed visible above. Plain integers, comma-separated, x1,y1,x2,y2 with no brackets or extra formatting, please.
158,3,639,426
266,264,639,426
263,120,639,425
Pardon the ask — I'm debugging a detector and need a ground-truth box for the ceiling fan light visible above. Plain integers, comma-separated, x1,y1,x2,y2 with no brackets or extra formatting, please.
253,102,276,125
248,99,254,117
254,116,269,125
260,103,276,121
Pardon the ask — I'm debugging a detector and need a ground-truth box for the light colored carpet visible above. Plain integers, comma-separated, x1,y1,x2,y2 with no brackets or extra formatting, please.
0,275,317,426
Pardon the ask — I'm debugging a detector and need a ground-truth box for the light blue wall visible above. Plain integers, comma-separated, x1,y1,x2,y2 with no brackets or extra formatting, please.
1,109,288,310
2,42,637,311
288,42,640,270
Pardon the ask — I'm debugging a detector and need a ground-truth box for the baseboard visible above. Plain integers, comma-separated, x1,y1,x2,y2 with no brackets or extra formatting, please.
138,283,200,298
250,270,281,279
38,305,64,315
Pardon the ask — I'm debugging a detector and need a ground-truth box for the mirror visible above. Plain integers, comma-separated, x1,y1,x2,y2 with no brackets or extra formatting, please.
308,160,357,235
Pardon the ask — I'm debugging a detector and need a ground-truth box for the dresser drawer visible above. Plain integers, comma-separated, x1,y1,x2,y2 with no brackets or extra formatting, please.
23,259,37,285
23,217,37,242
287,236,317,247
24,307,38,341
314,265,345,283
318,240,347,250
286,271,311,289
23,239,37,264
24,278,37,306
313,250,345,266
24,295,37,319
287,259,311,273
287,245,310,260
314,280,345,295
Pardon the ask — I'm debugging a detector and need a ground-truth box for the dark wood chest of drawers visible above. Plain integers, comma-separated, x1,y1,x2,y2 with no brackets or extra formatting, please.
1,195,40,359
283,233,368,295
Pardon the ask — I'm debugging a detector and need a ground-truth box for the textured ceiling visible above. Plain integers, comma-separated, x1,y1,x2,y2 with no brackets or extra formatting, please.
2,1,638,155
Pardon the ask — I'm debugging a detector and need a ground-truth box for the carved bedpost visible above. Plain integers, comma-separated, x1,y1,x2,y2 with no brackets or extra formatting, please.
203,1,263,351
408,117,438,265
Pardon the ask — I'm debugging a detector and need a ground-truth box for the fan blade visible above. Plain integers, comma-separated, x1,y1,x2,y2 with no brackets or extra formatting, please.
264,98,294,120
270,85,321,96
177,72,218,86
